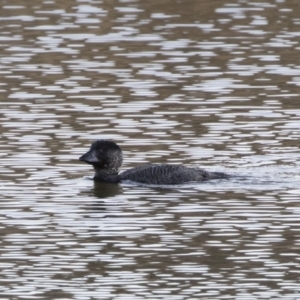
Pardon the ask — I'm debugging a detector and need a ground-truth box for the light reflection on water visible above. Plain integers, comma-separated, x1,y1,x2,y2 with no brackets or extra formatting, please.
1,0,300,299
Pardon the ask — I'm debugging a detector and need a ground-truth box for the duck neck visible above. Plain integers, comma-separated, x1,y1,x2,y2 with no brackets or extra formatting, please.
93,168,121,183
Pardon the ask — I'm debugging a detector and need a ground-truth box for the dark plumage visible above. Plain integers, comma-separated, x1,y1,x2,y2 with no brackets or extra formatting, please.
79,140,229,185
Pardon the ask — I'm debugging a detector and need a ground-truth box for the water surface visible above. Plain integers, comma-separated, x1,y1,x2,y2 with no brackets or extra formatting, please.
1,0,300,299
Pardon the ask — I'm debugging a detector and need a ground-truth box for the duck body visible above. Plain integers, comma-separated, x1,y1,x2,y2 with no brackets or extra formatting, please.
79,140,229,185
120,164,228,185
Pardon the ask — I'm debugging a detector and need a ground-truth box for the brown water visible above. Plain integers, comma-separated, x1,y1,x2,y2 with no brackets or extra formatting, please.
1,0,300,299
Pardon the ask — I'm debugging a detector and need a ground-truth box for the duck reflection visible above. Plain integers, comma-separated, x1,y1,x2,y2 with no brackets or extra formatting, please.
92,181,123,198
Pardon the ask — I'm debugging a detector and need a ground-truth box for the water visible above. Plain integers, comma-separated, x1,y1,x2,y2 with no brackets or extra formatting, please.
1,0,300,299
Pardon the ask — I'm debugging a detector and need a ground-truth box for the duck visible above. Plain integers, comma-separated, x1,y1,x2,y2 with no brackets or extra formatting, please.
79,140,229,185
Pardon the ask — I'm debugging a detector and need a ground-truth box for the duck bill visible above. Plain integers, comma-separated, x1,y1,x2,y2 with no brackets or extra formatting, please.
79,150,99,165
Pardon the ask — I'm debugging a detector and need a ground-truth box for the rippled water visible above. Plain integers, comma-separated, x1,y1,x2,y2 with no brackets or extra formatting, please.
1,0,300,299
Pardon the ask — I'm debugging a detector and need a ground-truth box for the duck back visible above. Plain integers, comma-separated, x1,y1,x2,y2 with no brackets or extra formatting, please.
120,164,228,185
